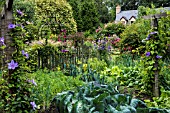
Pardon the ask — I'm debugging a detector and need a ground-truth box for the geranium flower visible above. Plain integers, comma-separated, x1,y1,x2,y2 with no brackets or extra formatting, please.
146,52,151,57
8,23,16,29
8,60,18,70
30,101,37,110
156,55,162,59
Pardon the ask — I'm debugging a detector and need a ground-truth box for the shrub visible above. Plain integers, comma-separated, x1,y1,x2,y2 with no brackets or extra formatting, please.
120,19,151,53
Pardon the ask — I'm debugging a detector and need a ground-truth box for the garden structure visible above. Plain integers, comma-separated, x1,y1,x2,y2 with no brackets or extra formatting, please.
0,0,170,113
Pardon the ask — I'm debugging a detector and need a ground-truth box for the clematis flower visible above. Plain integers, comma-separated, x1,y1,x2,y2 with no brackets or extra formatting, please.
30,101,37,110
0,37,5,45
28,79,37,86
61,50,69,52
16,24,24,28
146,52,151,57
146,32,158,40
8,23,16,29
22,50,29,59
8,60,18,70
146,35,151,40
156,55,162,59
17,10,24,16
150,31,158,35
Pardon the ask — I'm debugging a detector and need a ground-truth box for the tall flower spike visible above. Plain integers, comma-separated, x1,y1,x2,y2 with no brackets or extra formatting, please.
8,60,18,70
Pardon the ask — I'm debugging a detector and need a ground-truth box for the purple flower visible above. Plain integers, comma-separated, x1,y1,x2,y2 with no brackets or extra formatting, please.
146,52,151,57
8,23,16,29
17,10,23,16
61,50,69,52
0,37,5,45
150,31,158,35
108,46,111,51
61,29,66,33
16,24,24,28
22,50,29,59
30,101,37,110
156,55,162,59
146,35,151,40
146,32,158,40
8,60,18,70
28,79,37,86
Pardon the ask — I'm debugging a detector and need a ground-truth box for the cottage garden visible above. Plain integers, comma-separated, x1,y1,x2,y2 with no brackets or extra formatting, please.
0,0,170,113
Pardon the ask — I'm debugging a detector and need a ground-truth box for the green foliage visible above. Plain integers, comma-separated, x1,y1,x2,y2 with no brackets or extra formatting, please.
28,69,84,111
80,0,100,33
35,0,77,34
67,0,83,32
13,0,35,21
68,0,116,32
94,0,115,23
0,11,36,112
50,82,169,113
115,0,170,10
120,19,151,53
104,22,125,37
145,88,170,109
87,58,107,72
119,66,143,89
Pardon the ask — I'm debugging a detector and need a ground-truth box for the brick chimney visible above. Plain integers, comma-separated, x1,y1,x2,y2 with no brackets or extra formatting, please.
116,5,121,14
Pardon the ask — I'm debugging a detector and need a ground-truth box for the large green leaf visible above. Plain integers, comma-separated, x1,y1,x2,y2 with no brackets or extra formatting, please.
130,99,147,108
107,105,119,113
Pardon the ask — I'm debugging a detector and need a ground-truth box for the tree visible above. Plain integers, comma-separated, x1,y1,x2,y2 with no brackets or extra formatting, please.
115,0,170,10
80,0,100,32
67,0,83,32
35,0,77,34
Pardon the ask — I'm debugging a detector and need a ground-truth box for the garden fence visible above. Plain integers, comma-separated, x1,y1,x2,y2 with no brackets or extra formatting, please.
36,45,93,70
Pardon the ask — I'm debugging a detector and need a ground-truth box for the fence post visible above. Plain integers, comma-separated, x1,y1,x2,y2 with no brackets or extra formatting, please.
143,12,169,97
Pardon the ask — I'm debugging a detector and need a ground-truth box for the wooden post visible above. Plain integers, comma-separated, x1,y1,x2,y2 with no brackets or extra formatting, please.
143,12,169,97
1,0,14,76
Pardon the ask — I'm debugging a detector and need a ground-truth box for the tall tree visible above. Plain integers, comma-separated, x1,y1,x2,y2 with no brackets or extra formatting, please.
114,0,170,10
81,0,100,32
67,0,83,32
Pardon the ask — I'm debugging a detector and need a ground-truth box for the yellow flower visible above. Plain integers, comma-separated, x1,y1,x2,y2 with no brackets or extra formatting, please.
57,66,60,71
83,64,87,71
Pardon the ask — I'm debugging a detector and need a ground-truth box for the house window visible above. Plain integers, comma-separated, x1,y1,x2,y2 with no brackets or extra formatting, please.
130,21,134,24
